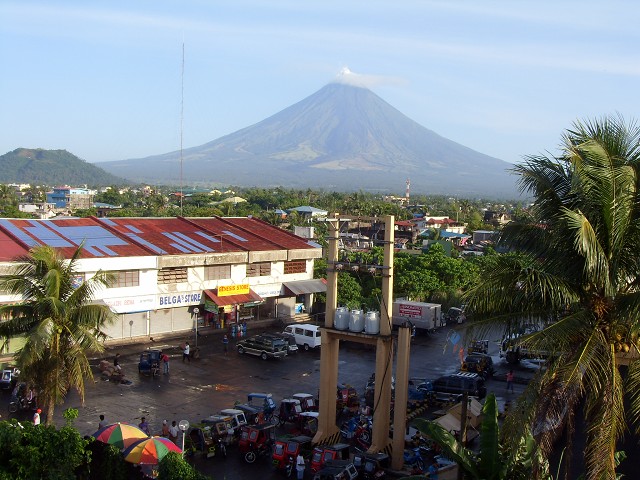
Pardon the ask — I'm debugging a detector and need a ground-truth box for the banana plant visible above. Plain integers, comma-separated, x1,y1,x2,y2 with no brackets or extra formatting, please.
405,393,548,480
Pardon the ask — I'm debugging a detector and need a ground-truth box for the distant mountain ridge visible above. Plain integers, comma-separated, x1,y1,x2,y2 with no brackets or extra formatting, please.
98,83,518,197
0,148,126,186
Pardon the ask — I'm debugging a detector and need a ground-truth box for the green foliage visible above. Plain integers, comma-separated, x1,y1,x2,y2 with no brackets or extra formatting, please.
0,245,115,424
337,272,363,309
0,420,90,480
466,116,640,478
0,148,126,186
85,443,129,480
63,407,79,427
157,451,211,480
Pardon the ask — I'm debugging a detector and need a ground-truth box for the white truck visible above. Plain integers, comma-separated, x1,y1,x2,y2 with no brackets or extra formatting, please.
392,301,442,333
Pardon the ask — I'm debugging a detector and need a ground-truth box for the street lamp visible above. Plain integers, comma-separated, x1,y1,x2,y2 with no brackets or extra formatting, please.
178,420,189,456
193,307,200,348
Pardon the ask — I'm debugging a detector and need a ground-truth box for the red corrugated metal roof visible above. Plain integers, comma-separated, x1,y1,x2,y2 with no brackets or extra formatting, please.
203,288,263,306
0,216,318,261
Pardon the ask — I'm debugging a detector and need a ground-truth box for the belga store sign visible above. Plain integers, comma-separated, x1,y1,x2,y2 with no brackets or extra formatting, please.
157,291,202,308
218,284,250,297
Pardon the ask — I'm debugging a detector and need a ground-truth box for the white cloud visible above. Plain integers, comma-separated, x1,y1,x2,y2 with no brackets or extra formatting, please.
332,67,406,89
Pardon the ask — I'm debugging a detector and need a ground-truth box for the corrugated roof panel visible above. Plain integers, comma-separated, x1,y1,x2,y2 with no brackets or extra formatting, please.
0,219,40,248
171,232,211,252
163,232,205,253
221,230,247,242
219,217,315,250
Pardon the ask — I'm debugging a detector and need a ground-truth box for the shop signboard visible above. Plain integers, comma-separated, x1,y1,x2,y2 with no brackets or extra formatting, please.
218,284,250,296
103,295,156,314
156,291,202,308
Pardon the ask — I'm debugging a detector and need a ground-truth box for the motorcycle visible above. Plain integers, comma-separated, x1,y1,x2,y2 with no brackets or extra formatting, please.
8,383,36,414
402,446,431,472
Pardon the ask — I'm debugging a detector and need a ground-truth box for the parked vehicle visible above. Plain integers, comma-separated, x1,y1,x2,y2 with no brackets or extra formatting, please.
236,393,278,425
467,339,489,355
200,415,235,444
283,324,322,350
262,332,298,354
8,382,36,413
392,301,442,332
309,443,350,474
292,392,317,412
237,335,288,360
272,435,313,477
461,353,495,378
336,383,360,414
238,423,276,463
219,408,248,434
403,446,430,472
422,372,487,401
500,323,548,364
444,306,466,325
313,459,359,480
296,411,319,436
0,367,19,390
138,349,161,376
353,452,389,479
186,424,227,459
275,398,303,426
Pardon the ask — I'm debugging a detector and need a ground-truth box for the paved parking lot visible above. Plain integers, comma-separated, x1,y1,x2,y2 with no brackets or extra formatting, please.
2,322,531,478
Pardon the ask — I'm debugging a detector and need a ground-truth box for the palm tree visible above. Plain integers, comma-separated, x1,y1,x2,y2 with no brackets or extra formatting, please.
465,116,640,479
407,394,546,480
0,245,115,425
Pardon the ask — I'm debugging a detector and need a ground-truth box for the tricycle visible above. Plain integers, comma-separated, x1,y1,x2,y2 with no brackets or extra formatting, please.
272,435,313,477
0,367,19,391
275,398,302,426
138,349,161,377
185,424,227,459
201,415,235,445
309,443,351,474
336,383,360,415
292,392,317,412
236,392,278,425
353,452,389,479
239,423,276,463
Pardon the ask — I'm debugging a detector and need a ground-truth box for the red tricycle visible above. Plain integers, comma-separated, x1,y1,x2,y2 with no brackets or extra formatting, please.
272,435,313,477
275,398,303,426
309,443,351,474
238,423,276,463
292,393,317,412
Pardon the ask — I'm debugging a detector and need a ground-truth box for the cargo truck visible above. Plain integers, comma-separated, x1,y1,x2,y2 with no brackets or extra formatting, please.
392,301,442,333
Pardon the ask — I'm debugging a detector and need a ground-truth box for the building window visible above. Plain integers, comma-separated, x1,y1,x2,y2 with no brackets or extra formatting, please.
246,262,271,277
205,265,231,281
158,267,188,284
109,270,139,288
284,260,306,274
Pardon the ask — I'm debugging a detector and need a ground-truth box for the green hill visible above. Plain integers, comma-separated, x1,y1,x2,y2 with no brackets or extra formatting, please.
0,148,128,186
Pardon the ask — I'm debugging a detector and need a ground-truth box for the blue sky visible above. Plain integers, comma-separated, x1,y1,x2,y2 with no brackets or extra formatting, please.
1,1,638,169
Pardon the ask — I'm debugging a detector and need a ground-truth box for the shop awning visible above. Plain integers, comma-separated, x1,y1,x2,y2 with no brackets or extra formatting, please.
203,289,264,308
282,279,327,296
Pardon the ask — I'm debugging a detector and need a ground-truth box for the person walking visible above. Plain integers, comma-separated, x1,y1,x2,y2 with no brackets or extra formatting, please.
161,351,170,374
222,335,229,355
98,414,107,430
183,342,190,363
33,408,41,426
169,420,179,444
161,419,170,437
138,417,151,436
296,453,306,480
506,369,514,393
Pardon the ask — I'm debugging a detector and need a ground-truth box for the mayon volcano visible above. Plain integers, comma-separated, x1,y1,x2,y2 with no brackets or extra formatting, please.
97,79,518,197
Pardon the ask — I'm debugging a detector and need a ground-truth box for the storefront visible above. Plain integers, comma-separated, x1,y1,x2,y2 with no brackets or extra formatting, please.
203,285,264,336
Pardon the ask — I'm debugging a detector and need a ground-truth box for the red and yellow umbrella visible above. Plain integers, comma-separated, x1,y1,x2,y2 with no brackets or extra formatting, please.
93,423,149,450
122,436,182,465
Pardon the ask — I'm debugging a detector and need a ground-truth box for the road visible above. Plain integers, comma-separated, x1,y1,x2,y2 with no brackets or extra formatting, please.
2,323,531,478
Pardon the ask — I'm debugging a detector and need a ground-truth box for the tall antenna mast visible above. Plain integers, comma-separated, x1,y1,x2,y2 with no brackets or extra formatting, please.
180,42,185,215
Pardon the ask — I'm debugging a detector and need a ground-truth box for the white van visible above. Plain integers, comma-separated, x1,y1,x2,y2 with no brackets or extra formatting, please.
283,324,322,350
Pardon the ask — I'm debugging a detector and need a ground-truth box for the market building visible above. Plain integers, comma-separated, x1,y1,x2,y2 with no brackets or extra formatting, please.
0,216,325,349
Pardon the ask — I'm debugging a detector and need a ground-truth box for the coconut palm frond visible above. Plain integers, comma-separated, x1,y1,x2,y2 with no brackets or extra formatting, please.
624,358,640,434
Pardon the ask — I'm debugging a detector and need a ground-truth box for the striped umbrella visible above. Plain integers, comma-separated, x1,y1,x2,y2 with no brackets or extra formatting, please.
93,423,149,450
122,436,182,465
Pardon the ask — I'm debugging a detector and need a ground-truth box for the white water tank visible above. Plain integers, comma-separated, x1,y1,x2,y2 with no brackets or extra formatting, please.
334,307,350,330
349,309,365,332
364,311,380,334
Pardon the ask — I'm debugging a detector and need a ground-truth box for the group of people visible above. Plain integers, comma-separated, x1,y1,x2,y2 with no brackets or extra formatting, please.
97,415,182,445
